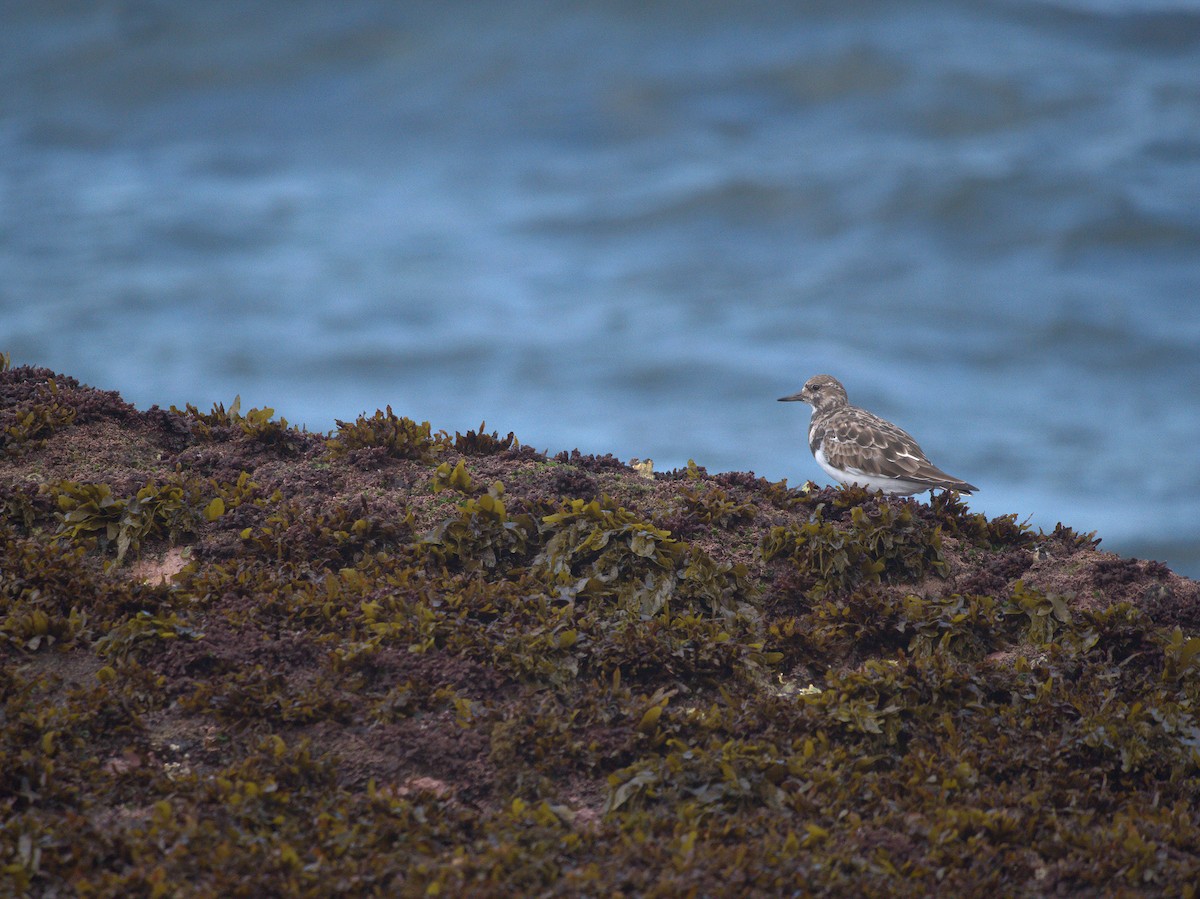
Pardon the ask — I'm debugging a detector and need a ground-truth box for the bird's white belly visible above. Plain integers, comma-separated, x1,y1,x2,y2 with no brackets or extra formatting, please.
813,445,927,496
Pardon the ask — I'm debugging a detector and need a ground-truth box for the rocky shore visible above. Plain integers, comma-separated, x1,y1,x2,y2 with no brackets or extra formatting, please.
2,361,1198,896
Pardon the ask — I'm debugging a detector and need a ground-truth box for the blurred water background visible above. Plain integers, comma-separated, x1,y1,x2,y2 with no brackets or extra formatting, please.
1,1,1198,576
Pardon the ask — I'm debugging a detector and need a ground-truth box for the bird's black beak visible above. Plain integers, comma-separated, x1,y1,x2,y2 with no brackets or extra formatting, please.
777,392,805,402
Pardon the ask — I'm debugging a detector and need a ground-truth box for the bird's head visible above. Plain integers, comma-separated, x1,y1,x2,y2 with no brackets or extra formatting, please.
777,374,848,412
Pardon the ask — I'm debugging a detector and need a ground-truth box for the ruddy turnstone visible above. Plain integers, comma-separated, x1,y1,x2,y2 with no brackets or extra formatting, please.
778,374,977,495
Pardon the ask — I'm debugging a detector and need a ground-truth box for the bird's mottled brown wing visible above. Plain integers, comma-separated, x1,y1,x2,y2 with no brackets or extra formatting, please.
813,406,976,491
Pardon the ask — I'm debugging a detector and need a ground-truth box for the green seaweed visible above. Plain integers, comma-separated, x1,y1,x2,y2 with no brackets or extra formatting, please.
3,364,1200,898
762,502,945,599
170,395,300,448
327,406,444,461
1,379,76,456
538,497,685,617
432,458,475,493
95,609,202,661
452,422,518,455
181,665,353,727
48,478,216,563
423,486,536,571
675,484,758,528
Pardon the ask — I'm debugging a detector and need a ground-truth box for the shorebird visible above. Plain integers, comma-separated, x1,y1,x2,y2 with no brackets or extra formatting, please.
778,374,977,496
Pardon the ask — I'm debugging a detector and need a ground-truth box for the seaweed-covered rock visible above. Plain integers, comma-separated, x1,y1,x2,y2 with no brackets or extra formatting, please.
1,362,1199,897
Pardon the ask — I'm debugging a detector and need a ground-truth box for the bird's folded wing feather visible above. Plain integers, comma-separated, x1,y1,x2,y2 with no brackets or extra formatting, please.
818,412,944,481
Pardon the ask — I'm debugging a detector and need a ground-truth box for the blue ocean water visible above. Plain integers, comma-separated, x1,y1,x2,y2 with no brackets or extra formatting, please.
1,1,1198,576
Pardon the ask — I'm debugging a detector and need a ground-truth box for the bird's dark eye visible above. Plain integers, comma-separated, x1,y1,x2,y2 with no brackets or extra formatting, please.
810,384,821,391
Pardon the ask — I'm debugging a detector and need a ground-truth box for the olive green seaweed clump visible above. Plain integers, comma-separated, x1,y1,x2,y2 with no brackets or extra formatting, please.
327,406,444,462
1,378,76,457
2,361,1200,897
